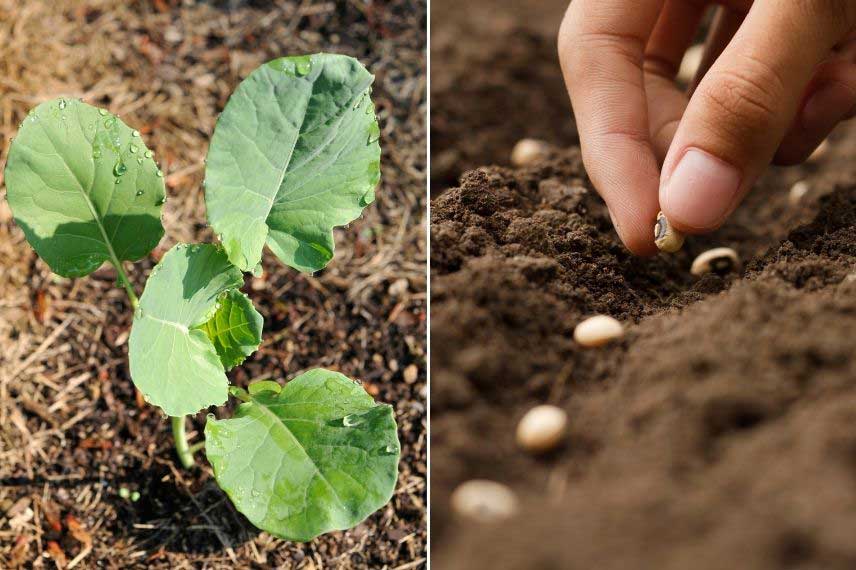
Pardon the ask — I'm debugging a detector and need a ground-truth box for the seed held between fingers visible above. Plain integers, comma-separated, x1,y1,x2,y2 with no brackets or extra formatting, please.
574,315,624,347
510,138,549,167
690,247,740,276
654,211,685,253
451,480,518,522
516,405,568,454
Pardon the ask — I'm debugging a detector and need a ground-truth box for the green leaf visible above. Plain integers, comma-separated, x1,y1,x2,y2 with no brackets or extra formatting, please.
204,53,381,274
205,369,400,541
4,98,165,277
195,289,263,371
128,243,257,416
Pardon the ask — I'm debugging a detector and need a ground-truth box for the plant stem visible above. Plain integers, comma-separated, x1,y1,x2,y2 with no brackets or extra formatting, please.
111,259,139,310
171,416,196,469
188,441,206,454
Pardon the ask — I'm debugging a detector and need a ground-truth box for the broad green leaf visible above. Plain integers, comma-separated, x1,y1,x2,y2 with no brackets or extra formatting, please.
129,243,259,416
204,53,381,274
195,289,263,371
205,369,400,542
4,98,165,277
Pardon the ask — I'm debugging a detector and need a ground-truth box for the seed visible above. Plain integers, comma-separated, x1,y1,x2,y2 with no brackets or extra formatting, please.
789,180,809,206
654,211,685,253
677,44,704,85
450,480,518,522
573,314,623,347
510,138,549,167
690,247,740,276
516,405,567,454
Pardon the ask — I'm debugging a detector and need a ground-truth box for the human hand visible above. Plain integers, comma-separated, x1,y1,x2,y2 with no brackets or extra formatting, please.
558,1,856,255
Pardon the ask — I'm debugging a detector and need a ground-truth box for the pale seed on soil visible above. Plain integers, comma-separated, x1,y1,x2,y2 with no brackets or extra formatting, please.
690,247,740,276
451,480,518,522
510,138,549,167
516,405,567,454
789,180,810,205
573,315,624,347
654,211,684,253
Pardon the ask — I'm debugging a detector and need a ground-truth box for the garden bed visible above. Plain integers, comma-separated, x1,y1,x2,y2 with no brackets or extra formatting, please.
431,1,856,567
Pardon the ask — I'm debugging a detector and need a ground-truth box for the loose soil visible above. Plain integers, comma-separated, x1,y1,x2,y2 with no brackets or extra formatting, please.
0,1,426,569
431,1,856,568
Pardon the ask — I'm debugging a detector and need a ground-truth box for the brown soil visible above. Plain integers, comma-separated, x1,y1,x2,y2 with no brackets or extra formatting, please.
0,1,425,568
429,0,577,193
431,2,856,568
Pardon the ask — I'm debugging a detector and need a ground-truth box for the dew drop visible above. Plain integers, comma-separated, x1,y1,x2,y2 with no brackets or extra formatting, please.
132,130,140,137
136,158,143,164
135,306,144,319
156,196,166,206
129,143,138,154
93,148,102,160
58,99,67,110
98,108,108,116
156,170,164,178
251,489,260,498
144,150,153,158
113,161,127,177
104,117,116,128
136,190,144,196
294,58,312,76
342,414,362,427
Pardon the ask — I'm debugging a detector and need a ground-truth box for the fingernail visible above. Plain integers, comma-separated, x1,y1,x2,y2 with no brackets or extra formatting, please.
661,148,741,230
802,82,855,135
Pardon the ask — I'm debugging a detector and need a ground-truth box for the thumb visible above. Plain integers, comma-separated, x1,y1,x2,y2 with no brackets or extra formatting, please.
660,1,856,232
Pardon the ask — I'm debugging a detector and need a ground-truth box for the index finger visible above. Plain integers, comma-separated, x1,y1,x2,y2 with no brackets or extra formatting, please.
558,0,665,255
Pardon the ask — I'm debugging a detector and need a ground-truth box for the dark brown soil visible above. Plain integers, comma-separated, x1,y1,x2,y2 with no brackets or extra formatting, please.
431,2,856,568
0,1,425,568
429,0,577,193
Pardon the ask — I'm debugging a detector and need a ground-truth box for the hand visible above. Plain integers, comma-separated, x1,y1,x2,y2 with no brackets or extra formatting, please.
558,1,856,255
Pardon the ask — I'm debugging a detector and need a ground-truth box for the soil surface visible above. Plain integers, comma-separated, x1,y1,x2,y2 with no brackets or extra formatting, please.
431,1,856,568
0,1,426,568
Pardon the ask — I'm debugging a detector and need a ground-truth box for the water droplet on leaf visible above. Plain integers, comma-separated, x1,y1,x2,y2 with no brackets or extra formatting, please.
136,190,144,196
98,108,108,116
294,58,312,76
58,99,67,110
129,143,138,153
113,161,127,177
132,130,140,137
342,414,362,427
144,150,152,158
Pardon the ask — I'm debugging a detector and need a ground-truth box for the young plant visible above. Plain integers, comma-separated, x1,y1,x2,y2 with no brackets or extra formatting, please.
4,53,399,542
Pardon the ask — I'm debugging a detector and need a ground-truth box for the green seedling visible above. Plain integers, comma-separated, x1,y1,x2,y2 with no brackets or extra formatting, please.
4,53,399,542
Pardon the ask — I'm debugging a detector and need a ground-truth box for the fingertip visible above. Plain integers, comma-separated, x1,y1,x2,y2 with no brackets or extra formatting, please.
607,206,659,257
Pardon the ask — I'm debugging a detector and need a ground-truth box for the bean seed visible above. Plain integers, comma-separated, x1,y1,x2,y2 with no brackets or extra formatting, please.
516,405,567,454
510,138,549,167
690,247,740,276
789,180,809,206
654,211,684,253
677,44,703,85
573,315,624,347
451,480,518,522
